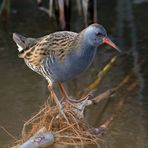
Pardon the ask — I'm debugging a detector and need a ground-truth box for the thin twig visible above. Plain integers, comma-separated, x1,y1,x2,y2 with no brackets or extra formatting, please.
22,106,47,137
0,126,17,140
55,123,76,134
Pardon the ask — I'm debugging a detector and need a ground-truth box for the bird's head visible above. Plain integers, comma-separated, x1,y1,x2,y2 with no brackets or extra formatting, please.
84,23,121,52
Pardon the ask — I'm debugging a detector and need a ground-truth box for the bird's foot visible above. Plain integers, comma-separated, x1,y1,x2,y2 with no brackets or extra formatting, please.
60,90,93,112
60,97,75,110
68,90,94,104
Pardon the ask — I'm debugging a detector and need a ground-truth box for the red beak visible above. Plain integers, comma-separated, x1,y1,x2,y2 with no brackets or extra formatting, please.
103,37,121,52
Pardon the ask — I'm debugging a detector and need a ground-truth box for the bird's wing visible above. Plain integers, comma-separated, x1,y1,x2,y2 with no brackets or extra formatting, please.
47,31,80,60
20,31,79,67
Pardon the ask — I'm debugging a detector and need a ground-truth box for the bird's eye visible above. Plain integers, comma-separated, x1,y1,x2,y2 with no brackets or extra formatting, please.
96,32,103,37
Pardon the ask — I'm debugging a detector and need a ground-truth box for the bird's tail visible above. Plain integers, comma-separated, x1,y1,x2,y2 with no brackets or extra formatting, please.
13,33,28,52
13,33,37,58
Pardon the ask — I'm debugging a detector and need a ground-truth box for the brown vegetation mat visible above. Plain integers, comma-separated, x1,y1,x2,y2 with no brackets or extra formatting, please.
20,103,100,147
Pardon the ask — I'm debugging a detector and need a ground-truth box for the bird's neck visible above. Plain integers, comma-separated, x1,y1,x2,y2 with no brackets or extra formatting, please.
76,32,97,57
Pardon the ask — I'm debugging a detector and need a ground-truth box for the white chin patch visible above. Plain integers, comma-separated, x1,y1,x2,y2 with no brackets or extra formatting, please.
16,43,23,52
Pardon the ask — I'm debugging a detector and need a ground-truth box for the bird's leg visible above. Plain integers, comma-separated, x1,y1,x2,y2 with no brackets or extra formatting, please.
58,82,91,103
58,82,70,100
48,83,55,104
48,83,69,122
58,82,77,108
48,83,62,108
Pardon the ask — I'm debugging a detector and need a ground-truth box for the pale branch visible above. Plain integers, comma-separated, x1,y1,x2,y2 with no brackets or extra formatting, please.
12,128,54,148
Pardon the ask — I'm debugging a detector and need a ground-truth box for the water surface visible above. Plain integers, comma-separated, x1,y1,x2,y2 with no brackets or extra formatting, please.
0,0,148,147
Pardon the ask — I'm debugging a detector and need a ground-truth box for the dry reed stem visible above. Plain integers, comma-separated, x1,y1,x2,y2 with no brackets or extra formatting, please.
85,56,145,96
80,55,118,97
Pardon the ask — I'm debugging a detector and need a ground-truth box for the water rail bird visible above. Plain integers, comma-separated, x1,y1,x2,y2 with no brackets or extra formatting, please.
13,23,120,107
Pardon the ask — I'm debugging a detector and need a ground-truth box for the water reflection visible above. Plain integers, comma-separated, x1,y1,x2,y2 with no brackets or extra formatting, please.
0,0,148,147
